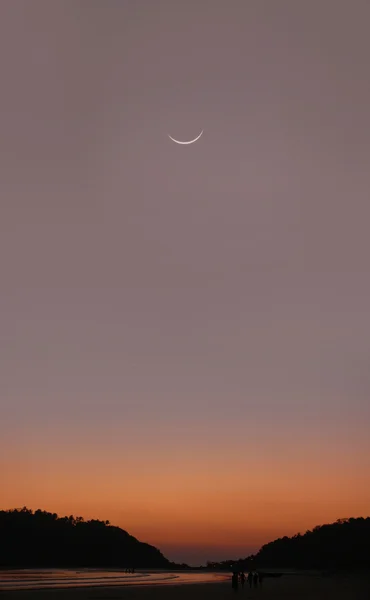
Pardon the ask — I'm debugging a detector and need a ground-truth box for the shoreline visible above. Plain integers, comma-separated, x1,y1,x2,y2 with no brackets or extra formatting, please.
1,570,369,600
0,571,229,595
0,582,230,600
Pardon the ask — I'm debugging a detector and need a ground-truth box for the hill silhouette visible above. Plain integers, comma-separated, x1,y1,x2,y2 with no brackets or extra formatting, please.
0,507,176,569
2,509,369,571
207,517,370,571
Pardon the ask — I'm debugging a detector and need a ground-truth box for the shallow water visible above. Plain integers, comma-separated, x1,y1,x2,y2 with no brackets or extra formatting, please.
0,569,228,591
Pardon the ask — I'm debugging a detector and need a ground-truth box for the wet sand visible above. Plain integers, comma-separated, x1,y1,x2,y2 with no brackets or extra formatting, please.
1,572,369,600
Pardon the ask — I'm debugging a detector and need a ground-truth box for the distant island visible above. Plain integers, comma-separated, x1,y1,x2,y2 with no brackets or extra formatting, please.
206,517,370,572
1,508,369,571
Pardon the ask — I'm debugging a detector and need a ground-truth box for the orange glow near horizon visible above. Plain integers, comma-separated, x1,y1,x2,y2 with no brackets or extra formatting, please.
2,420,370,563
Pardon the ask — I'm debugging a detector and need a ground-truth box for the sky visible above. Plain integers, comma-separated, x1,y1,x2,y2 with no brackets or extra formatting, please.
1,0,370,566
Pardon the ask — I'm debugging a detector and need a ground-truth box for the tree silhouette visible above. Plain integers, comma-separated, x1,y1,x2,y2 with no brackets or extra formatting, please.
206,517,370,571
0,507,174,569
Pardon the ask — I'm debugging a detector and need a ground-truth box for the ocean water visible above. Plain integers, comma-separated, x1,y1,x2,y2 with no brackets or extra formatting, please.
0,569,229,591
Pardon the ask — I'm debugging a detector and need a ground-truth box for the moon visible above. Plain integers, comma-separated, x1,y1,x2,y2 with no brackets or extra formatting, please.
167,130,203,145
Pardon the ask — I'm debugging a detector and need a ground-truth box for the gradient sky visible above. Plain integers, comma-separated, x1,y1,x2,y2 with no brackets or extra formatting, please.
1,0,370,566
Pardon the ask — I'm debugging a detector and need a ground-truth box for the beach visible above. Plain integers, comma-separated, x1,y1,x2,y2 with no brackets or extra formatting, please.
1,571,369,600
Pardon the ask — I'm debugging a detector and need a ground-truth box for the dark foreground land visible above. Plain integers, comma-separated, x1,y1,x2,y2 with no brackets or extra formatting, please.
1,573,370,600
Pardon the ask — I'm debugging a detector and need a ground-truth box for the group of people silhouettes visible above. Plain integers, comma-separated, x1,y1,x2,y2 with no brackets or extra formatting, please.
231,570,263,591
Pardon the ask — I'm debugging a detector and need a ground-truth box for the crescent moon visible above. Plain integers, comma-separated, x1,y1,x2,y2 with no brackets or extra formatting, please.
167,130,203,145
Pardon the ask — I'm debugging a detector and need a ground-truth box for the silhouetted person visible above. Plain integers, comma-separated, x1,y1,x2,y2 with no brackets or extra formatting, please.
232,572,239,591
247,571,253,588
258,572,263,585
239,572,245,588
253,572,258,587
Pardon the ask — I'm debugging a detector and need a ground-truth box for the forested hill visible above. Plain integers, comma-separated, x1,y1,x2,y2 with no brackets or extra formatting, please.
255,517,370,569
0,508,173,568
207,517,370,571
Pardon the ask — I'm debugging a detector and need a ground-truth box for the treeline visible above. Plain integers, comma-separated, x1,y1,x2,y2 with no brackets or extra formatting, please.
208,517,370,571
0,507,173,568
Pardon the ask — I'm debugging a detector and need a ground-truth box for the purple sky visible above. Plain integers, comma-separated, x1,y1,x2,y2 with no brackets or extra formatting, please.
1,1,370,565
